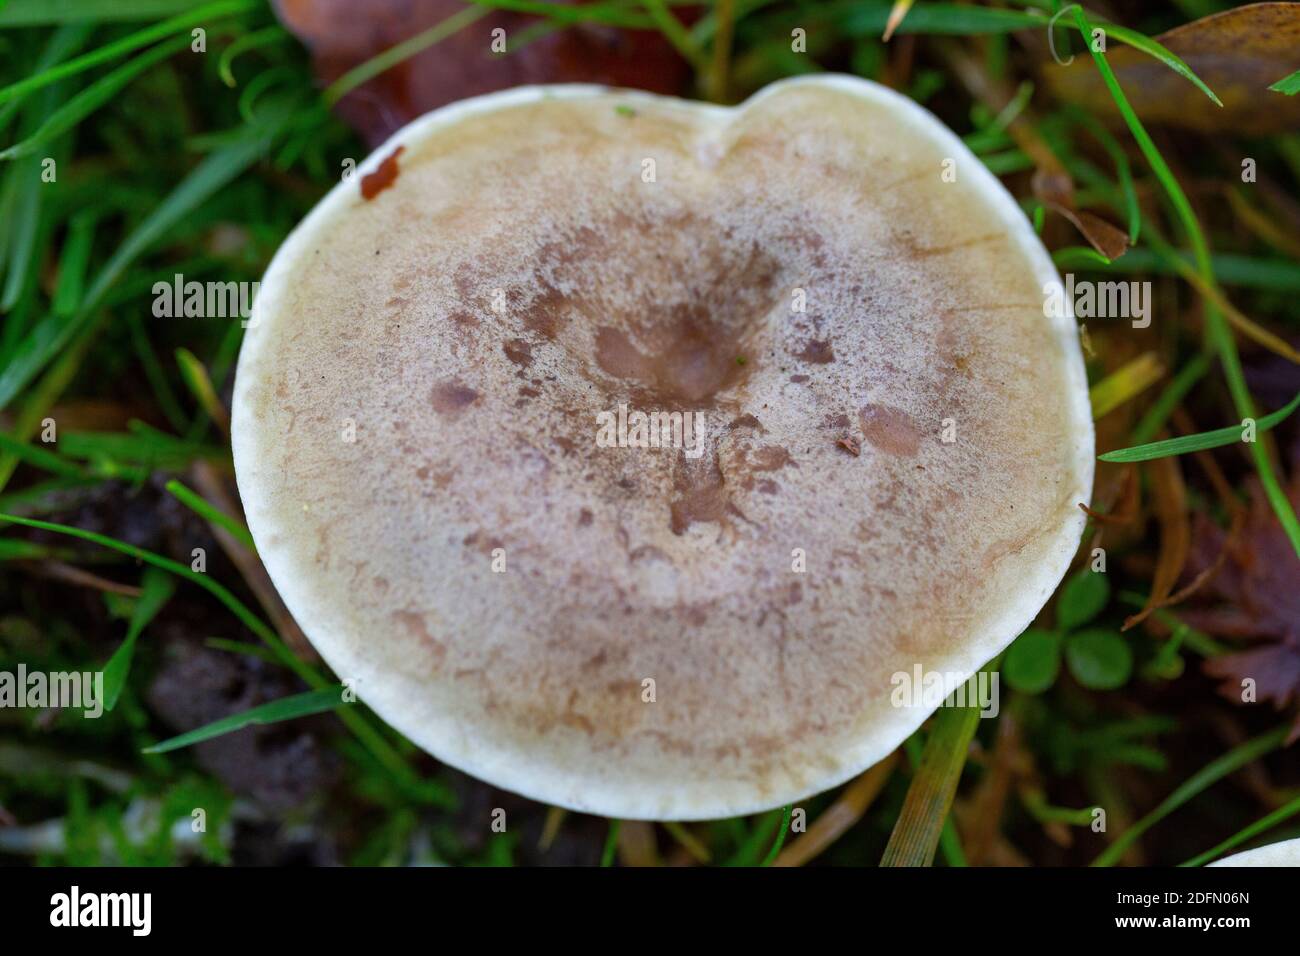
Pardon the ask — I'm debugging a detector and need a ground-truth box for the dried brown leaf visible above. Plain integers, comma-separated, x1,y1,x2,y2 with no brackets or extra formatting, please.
1047,3,1300,135
275,0,691,147
1183,445,1300,739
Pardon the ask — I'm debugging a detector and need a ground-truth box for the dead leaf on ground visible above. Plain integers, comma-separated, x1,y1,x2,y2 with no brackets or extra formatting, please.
274,0,692,147
1050,204,1131,261
1046,2,1300,135
1182,444,1300,741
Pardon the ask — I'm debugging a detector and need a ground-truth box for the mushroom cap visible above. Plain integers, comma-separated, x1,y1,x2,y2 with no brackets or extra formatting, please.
232,76,1093,820
1209,837,1300,866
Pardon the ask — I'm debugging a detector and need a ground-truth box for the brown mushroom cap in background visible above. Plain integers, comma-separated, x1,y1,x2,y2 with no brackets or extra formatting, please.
232,77,1093,820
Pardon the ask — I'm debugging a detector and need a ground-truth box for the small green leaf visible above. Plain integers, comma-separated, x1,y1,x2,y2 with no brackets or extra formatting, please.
1143,652,1184,682
1065,629,1133,690
143,685,349,754
1056,569,1110,631
1269,69,1300,95
102,566,176,711
1145,626,1187,682
1004,629,1062,694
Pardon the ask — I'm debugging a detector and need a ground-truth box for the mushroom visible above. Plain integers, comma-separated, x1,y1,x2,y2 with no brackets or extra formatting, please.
1209,837,1300,866
231,76,1093,820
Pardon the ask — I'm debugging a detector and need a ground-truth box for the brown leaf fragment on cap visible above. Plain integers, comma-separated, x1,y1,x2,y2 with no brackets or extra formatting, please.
361,145,405,201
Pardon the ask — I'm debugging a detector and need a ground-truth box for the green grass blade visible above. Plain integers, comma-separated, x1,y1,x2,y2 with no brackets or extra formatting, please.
599,819,621,866
143,685,349,754
842,4,1046,35
0,314,99,492
639,0,708,71
80,101,291,312
462,0,652,28
881,680,982,866
0,104,291,411
1070,110,1140,242
0,157,45,312
127,312,188,433
0,35,192,161
55,425,222,471
0,511,294,662
1130,353,1211,446
1052,245,1112,268
1074,4,1300,558
174,348,228,435
841,4,1219,108
1100,390,1300,462
0,1,254,106
51,210,96,318
0,476,101,517
217,24,288,88
1053,247,1300,291
0,431,85,477
1180,793,1300,867
1089,352,1164,420
0,22,91,144
0,538,68,560
164,478,255,551
102,566,176,711
761,805,793,866
1092,725,1289,866
323,5,490,105
204,636,281,664
902,732,967,865
0,512,422,789
0,0,198,25
722,806,787,866
1097,20,1221,107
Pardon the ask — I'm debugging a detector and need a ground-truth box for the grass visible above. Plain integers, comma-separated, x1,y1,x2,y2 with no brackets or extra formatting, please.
1072,3,1300,556
1,0,1297,867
